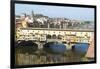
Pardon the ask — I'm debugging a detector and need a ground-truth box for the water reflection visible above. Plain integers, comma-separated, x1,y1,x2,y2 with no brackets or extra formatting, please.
15,41,93,65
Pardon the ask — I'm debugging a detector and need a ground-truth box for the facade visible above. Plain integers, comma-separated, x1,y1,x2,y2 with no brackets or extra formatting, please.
16,28,93,44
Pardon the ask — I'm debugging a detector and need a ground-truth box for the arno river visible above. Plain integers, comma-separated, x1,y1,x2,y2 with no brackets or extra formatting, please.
15,43,93,65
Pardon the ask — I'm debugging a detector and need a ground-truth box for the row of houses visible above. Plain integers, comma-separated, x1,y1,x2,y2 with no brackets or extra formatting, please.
15,11,94,30
16,28,93,44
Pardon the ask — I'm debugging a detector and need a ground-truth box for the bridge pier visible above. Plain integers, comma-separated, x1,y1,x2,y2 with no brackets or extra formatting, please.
35,42,44,49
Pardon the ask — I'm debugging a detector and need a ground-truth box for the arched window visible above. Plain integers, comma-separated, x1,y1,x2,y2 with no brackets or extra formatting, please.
46,34,51,39
52,34,56,39
58,35,62,39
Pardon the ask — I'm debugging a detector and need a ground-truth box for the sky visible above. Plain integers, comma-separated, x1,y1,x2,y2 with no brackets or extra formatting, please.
15,3,94,21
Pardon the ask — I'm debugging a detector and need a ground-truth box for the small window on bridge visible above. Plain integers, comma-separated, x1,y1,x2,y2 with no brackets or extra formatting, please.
52,34,56,39
46,34,51,39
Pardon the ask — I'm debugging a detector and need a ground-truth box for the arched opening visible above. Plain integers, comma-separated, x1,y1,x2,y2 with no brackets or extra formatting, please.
52,34,56,39
43,42,67,54
15,40,38,54
58,35,62,39
46,34,51,39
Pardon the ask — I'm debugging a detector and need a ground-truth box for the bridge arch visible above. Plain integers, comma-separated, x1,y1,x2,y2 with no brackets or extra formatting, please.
15,40,38,54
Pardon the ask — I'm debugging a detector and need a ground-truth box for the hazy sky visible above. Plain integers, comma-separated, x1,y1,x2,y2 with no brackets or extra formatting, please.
15,4,94,21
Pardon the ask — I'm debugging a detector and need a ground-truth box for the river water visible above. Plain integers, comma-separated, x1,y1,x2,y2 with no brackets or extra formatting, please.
15,47,94,65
